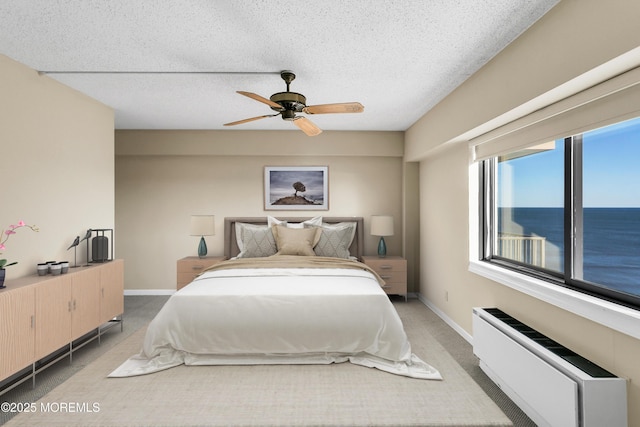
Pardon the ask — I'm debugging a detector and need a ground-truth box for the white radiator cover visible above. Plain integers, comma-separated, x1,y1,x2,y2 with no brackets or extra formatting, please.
472,307,627,427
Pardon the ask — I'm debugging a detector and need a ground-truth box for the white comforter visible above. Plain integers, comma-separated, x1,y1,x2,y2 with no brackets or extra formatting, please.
109,265,441,380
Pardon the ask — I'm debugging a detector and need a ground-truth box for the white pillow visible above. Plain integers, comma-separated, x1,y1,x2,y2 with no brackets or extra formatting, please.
267,216,322,229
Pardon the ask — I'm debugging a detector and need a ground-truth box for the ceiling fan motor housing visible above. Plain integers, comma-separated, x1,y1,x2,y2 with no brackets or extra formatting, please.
270,70,305,120
270,92,307,117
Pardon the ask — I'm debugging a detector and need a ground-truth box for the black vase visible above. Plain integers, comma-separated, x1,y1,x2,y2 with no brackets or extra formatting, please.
92,236,109,262
0,268,6,289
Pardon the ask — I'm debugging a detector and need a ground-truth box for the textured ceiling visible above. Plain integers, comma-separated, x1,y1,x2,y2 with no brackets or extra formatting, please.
0,0,559,132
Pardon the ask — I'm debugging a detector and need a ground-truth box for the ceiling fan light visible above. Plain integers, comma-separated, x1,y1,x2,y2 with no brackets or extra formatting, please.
281,110,296,121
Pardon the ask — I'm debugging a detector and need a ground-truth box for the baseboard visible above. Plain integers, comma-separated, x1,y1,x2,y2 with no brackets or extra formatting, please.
416,293,473,345
125,289,176,296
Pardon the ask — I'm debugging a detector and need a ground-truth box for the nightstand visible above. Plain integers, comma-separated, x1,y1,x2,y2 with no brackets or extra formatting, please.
361,255,407,301
177,256,226,290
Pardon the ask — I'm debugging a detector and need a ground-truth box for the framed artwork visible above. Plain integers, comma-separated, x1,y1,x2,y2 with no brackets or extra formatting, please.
264,166,329,210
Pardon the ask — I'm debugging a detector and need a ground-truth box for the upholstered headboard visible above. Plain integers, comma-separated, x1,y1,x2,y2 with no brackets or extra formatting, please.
224,217,364,260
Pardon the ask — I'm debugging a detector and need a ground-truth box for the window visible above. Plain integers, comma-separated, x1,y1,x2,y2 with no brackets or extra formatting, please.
482,117,640,309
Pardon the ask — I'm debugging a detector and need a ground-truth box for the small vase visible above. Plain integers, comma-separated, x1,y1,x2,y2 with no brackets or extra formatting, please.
0,268,6,289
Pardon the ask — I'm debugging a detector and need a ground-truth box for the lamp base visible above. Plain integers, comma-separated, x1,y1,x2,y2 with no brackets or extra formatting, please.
197,236,208,258
377,237,387,258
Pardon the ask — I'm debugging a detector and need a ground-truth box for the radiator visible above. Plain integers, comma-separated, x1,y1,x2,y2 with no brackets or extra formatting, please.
472,307,627,427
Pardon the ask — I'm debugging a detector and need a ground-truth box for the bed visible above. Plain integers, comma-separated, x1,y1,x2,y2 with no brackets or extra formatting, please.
110,216,441,380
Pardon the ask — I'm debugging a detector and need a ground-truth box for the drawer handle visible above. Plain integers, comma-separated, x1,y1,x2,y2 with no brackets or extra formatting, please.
192,265,204,270
380,265,392,269
381,285,391,289
380,275,392,280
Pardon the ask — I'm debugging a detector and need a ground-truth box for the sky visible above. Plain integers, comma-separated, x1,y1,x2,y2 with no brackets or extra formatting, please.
498,117,640,208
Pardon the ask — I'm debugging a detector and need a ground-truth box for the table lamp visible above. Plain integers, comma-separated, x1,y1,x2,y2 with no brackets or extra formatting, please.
190,215,215,258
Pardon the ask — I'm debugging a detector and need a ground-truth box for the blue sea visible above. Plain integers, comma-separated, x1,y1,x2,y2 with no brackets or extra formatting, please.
498,208,640,296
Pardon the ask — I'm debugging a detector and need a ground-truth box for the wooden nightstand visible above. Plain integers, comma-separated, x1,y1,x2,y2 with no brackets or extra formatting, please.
177,256,226,290
361,255,407,301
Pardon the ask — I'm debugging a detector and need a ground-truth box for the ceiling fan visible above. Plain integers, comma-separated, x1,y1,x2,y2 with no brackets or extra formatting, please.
224,70,364,136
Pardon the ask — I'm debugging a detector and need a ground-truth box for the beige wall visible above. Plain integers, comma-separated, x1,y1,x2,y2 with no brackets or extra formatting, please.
1,55,114,280
115,130,411,291
407,0,640,424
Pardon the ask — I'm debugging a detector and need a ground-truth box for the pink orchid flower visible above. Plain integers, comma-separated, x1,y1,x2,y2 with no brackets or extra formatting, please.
0,221,39,265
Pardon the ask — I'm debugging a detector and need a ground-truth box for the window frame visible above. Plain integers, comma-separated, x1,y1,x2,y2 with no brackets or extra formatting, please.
471,128,640,339
481,148,567,282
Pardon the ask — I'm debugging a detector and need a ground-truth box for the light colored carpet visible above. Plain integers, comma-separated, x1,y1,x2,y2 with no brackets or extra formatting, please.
4,301,512,427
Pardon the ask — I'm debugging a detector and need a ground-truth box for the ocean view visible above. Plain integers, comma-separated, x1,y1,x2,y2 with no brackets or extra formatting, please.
498,207,640,296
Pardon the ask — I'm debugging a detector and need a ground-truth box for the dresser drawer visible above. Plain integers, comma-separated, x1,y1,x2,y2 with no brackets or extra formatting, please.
177,256,225,290
362,257,406,273
373,269,406,284
361,256,407,299
177,259,215,274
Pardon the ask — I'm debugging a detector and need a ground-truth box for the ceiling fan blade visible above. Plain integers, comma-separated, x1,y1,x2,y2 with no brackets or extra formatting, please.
293,117,323,136
303,102,364,115
224,114,278,126
237,91,283,109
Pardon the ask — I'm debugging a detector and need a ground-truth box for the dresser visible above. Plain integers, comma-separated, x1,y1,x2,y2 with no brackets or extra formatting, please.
176,256,226,290
361,255,407,301
0,260,124,393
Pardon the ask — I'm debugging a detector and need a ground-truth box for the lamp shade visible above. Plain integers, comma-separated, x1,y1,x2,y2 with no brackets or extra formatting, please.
190,215,215,236
370,215,394,236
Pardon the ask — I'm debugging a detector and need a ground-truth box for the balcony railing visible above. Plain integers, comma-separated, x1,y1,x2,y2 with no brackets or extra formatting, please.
498,234,546,267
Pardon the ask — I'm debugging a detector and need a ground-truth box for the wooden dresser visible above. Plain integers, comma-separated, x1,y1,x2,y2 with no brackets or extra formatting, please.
361,255,407,301
0,260,124,393
177,256,226,290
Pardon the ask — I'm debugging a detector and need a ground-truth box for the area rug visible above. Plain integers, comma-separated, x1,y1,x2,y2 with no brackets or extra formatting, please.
4,301,512,427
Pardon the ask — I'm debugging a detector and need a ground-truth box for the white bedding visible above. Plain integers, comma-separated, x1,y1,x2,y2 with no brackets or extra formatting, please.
109,265,442,380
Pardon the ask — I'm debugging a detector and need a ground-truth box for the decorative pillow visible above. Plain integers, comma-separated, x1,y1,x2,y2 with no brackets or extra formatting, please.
267,216,286,228
308,222,357,259
235,222,277,258
268,215,322,229
272,225,322,256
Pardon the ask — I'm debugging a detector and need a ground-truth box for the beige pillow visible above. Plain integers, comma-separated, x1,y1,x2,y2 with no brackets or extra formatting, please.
272,225,322,256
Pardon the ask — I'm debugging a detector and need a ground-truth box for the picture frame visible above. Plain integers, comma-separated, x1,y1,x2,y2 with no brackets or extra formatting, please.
264,166,329,210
